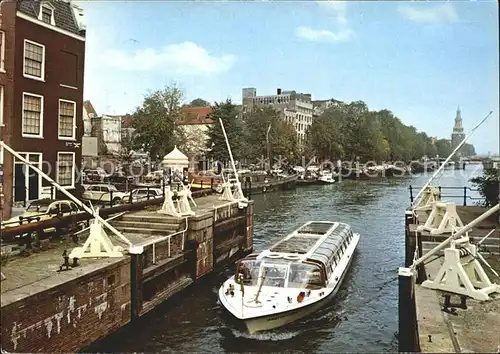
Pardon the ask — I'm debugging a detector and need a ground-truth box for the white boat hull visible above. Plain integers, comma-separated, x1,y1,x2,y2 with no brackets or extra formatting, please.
241,248,355,333
219,222,360,334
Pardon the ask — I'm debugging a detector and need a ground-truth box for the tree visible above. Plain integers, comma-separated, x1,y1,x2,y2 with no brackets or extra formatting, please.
189,98,210,107
205,99,244,163
119,130,135,170
242,107,299,166
470,168,499,207
131,85,186,162
178,124,209,160
435,139,452,158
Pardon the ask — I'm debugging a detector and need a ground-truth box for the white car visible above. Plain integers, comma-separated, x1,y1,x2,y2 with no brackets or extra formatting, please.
82,184,129,205
125,187,163,203
1,198,83,233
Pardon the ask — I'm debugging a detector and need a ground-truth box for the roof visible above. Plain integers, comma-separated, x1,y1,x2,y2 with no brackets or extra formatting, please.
266,221,353,265
162,146,189,163
121,114,134,128
179,107,214,125
18,0,85,37
83,100,97,117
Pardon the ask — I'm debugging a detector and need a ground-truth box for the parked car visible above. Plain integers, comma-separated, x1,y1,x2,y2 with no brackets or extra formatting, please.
82,184,129,205
126,187,163,203
145,170,164,182
83,169,108,182
104,171,134,184
1,198,83,233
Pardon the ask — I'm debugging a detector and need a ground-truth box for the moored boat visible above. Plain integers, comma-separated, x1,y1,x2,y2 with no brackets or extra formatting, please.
318,173,336,184
218,221,360,334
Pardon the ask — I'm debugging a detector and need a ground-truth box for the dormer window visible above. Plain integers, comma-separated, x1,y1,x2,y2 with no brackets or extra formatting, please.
38,3,55,26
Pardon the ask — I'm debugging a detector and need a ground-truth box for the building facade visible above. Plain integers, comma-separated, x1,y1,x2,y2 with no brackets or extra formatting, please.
0,0,86,219
242,88,313,145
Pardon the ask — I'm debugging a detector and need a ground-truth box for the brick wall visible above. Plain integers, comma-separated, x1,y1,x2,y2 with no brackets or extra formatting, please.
0,1,16,220
0,259,131,352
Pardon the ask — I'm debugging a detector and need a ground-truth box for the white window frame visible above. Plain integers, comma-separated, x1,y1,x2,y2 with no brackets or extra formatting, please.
0,30,5,72
0,85,4,127
57,152,76,188
22,92,44,139
58,99,77,140
23,39,45,81
38,3,56,26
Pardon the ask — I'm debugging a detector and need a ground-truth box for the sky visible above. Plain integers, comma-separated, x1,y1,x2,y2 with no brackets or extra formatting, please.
78,0,499,155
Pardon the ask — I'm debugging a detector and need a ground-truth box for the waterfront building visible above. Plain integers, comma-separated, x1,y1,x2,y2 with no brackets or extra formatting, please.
241,87,313,146
0,0,86,219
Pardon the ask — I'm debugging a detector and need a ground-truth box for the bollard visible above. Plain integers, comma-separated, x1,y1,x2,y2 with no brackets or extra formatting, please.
409,185,414,204
463,186,467,206
110,191,114,207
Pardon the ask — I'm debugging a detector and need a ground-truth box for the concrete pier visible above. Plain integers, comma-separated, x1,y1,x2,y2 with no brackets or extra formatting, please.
0,195,253,352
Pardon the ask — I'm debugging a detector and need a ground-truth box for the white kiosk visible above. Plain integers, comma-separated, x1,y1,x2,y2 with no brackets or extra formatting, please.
158,146,195,217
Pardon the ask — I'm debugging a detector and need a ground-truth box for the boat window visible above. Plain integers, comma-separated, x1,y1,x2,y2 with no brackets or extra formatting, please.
261,263,288,288
235,260,262,286
287,263,324,289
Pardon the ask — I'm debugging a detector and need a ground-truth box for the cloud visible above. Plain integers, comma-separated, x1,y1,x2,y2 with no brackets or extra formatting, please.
317,1,348,26
101,42,237,76
398,3,458,24
295,26,352,43
296,1,353,43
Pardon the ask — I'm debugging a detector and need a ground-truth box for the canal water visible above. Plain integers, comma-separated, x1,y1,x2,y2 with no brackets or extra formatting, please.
90,165,483,353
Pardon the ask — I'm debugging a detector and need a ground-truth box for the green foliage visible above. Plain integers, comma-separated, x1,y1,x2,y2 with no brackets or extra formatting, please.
205,99,245,161
470,168,500,207
435,139,452,157
242,107,299,164
189,98,210,107
131,85,186,161
304,100,471,163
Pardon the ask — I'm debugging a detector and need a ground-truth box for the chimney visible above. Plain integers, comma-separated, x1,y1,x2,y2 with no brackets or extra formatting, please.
277,88,282,95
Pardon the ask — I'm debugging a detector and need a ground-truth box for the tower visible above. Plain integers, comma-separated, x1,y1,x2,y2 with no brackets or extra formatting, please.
451,106,466,160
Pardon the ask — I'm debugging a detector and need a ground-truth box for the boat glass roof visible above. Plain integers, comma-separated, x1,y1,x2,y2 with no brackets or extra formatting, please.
308,223,351,265
296,222,336,235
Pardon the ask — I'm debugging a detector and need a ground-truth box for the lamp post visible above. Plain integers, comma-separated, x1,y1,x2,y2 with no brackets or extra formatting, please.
266,123,272,171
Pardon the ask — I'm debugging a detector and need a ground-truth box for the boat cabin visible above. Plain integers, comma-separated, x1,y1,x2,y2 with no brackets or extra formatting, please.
235,222,355,289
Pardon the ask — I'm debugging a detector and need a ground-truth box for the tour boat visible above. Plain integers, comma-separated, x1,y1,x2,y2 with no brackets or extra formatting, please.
218,221,360,334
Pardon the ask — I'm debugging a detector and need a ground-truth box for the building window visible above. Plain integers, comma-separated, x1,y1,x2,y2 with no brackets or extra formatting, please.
0,86,3,126
23,40,45,80
57,152,75,187
0,31,5,71
38,4,55,25
58,99,76,139
22,93,44,137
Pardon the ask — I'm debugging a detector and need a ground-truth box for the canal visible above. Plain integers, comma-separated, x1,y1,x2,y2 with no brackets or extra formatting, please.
89,165,484,353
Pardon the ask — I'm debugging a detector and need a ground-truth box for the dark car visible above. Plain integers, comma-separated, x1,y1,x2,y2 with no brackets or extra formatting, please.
103,172,134,184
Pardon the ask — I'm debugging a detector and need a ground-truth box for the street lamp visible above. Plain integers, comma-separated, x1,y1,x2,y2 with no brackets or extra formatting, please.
266,123,272,171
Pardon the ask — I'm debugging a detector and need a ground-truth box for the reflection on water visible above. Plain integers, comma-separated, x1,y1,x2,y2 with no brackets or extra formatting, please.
89,166,482,353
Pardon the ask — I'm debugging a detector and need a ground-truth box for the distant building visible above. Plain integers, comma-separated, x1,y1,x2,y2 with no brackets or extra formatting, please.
82,100,97,136
312,98,343,118
0,0,86,219
451,106,465,159
178,106,214,169
241,87,313,146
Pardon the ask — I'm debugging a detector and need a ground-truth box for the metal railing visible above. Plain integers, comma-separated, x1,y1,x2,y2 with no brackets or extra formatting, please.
409,185,484,206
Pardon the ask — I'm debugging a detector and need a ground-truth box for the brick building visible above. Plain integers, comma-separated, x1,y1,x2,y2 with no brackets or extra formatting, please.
0,0,86,219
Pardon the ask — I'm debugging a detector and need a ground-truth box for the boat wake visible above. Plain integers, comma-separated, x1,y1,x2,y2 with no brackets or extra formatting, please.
219,327,300,341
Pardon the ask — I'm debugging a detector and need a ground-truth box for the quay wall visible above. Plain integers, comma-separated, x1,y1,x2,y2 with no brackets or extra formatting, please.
1,259,131,353
0,200,254,352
